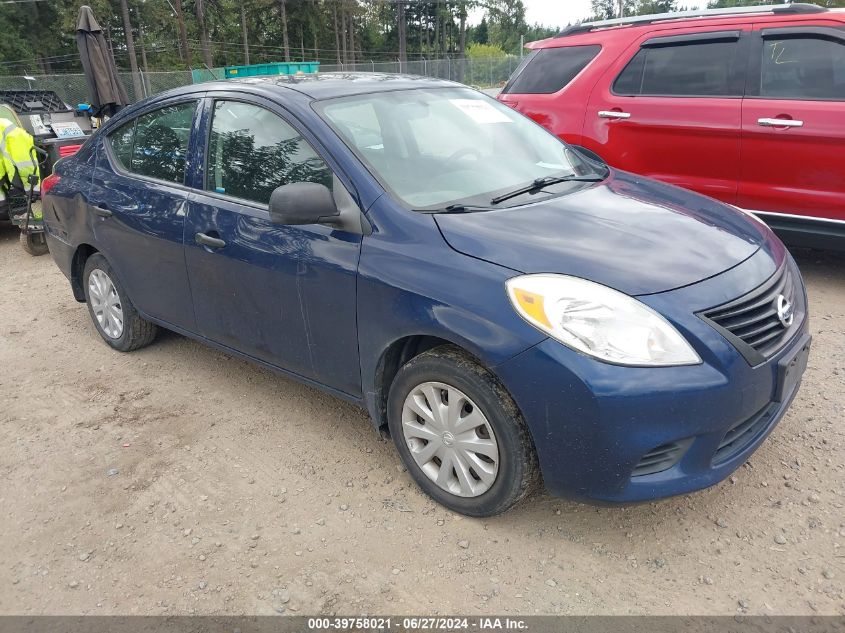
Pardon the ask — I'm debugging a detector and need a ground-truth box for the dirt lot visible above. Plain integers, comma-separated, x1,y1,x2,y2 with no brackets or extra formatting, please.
0,226,843,616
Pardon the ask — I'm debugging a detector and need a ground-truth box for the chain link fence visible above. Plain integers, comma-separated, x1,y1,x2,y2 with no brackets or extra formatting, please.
0,56,517,108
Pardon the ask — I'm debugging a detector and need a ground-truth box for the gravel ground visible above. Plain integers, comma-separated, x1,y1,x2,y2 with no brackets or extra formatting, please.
0,226,843,616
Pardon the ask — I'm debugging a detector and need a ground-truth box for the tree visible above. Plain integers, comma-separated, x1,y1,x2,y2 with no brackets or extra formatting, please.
173,0,191,67
397,2,407,66
12,0,823,79
280,0,290,62
240,3,250,65
457,0,469,58
590,0,636,19
195,0,214,69
117,0,142,97
637,0,678,13
487,0,529,53
473,17,489,44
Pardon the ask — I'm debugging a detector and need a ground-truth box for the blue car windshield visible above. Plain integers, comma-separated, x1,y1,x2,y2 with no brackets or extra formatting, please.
317,88,596,210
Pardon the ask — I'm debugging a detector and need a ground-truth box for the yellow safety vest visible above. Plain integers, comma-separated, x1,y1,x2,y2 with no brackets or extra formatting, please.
0,117,40,201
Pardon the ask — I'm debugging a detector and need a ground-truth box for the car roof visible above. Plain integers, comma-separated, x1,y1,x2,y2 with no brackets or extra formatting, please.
529,3,844,49
164,72,464,102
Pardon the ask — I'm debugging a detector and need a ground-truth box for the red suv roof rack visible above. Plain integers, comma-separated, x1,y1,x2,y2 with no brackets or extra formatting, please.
556,3,827,38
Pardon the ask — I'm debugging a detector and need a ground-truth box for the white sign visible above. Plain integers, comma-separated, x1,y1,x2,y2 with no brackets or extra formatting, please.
449,99,512,124
51,121,86,139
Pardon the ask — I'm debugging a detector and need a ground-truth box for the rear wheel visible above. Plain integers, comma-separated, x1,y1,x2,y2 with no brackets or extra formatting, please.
83,254,157,352
19,231,48,256
387,345,539,516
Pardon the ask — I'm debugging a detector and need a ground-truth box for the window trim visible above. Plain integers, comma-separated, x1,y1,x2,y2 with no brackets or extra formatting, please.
611,30,750,99
197,94,345,212
747,27,845,102
102,97,202,191
641,30,741,48
760,26,845,44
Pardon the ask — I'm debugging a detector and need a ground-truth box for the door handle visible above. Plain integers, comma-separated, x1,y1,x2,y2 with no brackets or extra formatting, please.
195,232,226,249
92,206,112,218
598,110,631,120
758,118,803,128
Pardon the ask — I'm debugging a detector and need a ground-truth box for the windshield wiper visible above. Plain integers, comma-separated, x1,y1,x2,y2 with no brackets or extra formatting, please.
490,173,604,205
416,203,496,214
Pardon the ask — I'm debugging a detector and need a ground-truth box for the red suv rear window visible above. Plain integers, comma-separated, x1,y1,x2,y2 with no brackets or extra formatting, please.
501,45,601,95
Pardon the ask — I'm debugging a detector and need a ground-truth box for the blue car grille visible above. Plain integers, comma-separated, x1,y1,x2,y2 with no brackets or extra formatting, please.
701,263,797,361
712,402,779,466
632,439,692,477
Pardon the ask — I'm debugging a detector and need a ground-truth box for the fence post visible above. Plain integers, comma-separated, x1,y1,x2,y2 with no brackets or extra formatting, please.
370,59,374,72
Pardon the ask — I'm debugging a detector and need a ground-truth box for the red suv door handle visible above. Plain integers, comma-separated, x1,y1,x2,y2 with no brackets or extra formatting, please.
758,117,803,128
599,110,631,120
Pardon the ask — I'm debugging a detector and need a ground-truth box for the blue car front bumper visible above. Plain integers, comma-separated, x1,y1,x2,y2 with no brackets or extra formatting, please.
494,253,810,503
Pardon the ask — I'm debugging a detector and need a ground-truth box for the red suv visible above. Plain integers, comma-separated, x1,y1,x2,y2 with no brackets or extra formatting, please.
498,3,845,249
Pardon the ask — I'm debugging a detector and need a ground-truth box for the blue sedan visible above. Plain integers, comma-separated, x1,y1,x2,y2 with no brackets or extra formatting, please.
41,74,810,516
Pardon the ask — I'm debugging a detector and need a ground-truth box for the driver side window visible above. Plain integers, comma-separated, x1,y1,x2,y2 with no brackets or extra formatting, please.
206,101,332,205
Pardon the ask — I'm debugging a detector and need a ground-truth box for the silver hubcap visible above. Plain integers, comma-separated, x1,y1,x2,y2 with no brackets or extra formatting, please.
401,381,499,498
88,269,124,339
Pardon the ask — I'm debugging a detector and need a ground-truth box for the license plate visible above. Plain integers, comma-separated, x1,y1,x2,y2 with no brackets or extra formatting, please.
775,335,811,403
51,122,86,139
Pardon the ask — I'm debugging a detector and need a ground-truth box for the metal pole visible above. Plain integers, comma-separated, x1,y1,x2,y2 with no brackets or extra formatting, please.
371,59,375,72
422,56,427,76
520,34,524,59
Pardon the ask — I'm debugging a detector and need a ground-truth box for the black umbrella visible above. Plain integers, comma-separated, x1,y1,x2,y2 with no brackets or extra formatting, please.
76,5,129,117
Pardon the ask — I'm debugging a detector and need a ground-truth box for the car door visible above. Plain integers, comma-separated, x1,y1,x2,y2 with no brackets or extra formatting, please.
183,95,362,397
585,28,750,204
739,24,845,223
89,98,200,330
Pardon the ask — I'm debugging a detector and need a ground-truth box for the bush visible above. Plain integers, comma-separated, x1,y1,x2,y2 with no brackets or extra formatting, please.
466,43,507,59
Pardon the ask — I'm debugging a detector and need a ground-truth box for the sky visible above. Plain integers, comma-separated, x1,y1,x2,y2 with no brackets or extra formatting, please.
469,0,709,30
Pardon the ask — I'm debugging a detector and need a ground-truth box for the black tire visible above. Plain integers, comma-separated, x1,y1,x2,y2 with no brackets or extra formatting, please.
82,253,157,352
20,231,48,256
387,345,540,517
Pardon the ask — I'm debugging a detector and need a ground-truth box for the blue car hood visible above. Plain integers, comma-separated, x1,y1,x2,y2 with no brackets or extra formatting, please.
434,171,766,296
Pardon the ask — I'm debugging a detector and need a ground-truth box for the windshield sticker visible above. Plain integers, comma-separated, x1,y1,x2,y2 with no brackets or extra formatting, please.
449,99,512,124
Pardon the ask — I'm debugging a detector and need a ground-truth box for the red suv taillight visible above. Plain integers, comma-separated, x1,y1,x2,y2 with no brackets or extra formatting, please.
41,173,60,196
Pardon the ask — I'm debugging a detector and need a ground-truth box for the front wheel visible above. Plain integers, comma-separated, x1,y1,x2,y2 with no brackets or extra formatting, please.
388,345,539,516
83,253,158,352
19,230,48,256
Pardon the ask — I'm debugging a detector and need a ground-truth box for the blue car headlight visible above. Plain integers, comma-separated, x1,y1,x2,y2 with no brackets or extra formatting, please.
506,274,701,367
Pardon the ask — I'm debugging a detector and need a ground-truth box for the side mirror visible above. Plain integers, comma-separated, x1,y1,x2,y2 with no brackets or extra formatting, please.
268,182,339,225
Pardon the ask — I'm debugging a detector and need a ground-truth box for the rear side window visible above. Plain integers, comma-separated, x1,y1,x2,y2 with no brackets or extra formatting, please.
107,121,134,170
614,40,740,96
206,101,332,205
106,101,196,184
761,36,845,100
501,45,601,94
131,103,195,183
